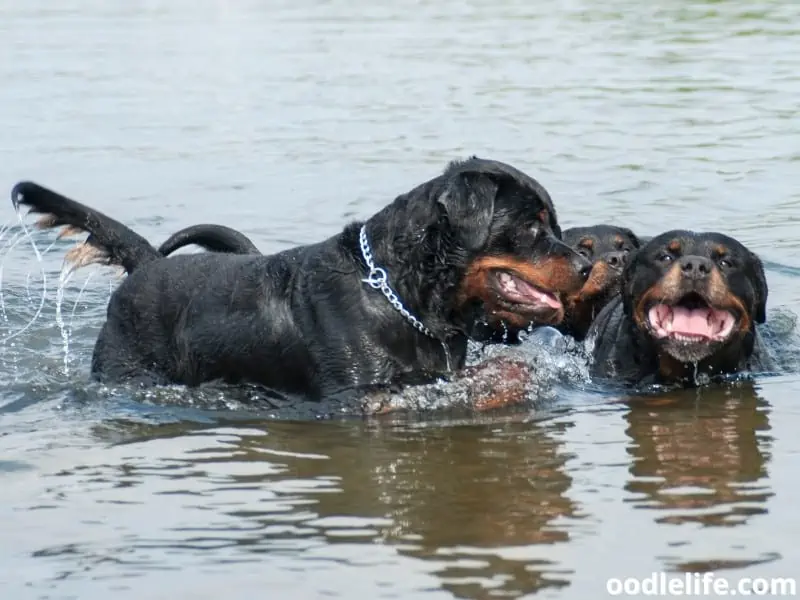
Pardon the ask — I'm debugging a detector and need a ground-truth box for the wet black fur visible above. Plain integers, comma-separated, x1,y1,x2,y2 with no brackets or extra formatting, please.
587,230,772,386
157,224,260,256
11,157,588,400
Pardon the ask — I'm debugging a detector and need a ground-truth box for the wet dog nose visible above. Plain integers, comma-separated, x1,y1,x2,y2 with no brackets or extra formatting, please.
572,252,592,281
552,236,593,281
573,254,592,281
679,255,713,279
604,251,626,269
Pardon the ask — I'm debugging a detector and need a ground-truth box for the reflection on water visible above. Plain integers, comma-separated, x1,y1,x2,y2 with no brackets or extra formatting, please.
14,418,578,597
625,386,771,528
5,385,780,598
623,384,777,572
3,0,800,597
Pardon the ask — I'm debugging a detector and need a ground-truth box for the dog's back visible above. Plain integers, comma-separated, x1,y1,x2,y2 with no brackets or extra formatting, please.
92,250,315,390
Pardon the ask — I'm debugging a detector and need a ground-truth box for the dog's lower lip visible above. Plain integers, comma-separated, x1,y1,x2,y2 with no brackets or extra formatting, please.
493,270,562,310
646,300,737,343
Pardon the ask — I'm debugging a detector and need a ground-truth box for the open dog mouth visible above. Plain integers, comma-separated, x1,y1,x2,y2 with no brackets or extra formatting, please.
647,292,737,343
491,270,562,312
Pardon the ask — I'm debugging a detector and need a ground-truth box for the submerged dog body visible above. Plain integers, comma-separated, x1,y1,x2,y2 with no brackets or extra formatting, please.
588,230,772,386
560,225,641,340
13,158,589,399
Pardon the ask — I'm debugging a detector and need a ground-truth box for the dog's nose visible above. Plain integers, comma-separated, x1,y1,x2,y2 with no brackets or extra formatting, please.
679,255,713,279
550,236,593,281
573,254,592,281
604,251,626,269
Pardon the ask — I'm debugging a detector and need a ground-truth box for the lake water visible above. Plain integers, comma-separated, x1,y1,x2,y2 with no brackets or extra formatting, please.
2,0,800,598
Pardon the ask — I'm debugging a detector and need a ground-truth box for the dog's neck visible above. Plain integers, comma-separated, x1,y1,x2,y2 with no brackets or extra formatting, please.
340,217,472,350
357,223,438,340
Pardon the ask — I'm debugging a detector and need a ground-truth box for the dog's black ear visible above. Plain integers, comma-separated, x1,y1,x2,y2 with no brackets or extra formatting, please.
749,252,768,324
438,172,497,251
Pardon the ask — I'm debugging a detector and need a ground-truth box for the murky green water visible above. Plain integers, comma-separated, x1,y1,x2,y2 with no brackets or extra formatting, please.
2,0,800,598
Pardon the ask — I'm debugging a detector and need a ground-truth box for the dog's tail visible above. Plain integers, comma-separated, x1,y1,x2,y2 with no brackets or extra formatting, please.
157,224,260,256
11,181,161,274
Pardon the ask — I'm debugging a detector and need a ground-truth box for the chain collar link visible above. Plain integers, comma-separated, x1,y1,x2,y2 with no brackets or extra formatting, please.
359,224,437,339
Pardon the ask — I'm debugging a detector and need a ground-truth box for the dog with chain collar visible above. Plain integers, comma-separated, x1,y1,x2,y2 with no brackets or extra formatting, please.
11,157,590,400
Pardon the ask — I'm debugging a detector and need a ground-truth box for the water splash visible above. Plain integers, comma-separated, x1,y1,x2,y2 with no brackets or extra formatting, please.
55,265,74,376
0,230,25,325
1,216,47,344
368,328,595,416
440,341,452,372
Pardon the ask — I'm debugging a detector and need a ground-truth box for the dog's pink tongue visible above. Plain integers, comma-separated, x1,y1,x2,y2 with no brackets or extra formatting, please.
516,279,561,309
670,306,713,337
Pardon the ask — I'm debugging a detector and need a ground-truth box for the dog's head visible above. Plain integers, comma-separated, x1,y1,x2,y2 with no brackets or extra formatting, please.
561,224,641,338
434,158,590,329
622,230,767,364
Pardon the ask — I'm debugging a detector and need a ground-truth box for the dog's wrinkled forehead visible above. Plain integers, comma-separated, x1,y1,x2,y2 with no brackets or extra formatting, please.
644,230,750,260
563,225,640,254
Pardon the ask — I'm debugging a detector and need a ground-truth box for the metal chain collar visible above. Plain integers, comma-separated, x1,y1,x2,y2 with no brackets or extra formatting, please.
359,224,437,340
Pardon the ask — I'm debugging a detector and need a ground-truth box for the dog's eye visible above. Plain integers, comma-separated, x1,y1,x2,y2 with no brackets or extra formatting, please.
658,253,674,263
718,257,732,269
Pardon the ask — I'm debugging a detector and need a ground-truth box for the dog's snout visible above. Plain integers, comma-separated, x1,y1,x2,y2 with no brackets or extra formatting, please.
604,251,626,269
679,255,713,279
573,254,593,281
545,236,592,281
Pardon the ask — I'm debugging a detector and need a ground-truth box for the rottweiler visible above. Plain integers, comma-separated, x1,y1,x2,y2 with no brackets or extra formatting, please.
11,157,590,400
560,225,641,340
587,229,772,386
